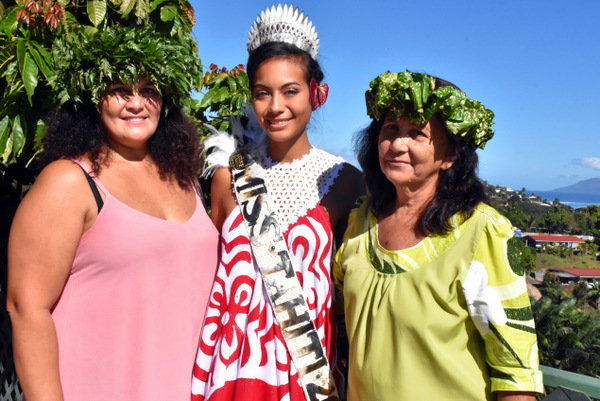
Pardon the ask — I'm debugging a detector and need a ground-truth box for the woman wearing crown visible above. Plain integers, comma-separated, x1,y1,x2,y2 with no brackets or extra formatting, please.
333,71,543,400
191,4,364,401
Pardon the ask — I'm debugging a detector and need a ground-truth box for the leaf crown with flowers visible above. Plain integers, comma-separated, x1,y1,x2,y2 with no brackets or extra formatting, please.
365,70,495,149
49,25,202,107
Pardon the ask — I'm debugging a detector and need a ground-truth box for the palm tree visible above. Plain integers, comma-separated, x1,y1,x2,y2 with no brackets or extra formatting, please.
573,279,600,312
533,289,600,376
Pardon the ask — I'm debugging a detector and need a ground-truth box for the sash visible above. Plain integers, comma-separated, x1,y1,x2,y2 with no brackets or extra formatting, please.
229,151,339,401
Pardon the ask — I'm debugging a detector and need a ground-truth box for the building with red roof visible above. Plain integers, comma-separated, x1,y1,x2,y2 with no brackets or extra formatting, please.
523,234,585,250
546,268,600,287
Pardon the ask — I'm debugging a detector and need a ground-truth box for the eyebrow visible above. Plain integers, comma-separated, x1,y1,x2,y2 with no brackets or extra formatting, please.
254,81,302,89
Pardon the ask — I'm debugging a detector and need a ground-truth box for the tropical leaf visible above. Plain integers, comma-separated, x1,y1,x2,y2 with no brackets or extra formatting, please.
21,52,39,105
227,76,238,91
0,8,19,37
205,72,228,87
33,119,45,149
160,4,176,22
15,40,26,73
11,114,25,158
27,41,53,79
167,11,182,36
135,0,150,23
149,0,194,35
87,1,108,27
3,65,23,97
0,91,27,117
0,43,17,77
0,116,10,158
1,136,12,163
175,2,193,34
117,0,136,17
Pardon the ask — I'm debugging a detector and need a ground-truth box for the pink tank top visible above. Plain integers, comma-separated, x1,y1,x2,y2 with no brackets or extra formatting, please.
51,162,219,400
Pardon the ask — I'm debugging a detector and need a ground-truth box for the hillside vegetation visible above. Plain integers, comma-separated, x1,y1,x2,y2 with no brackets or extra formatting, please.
485,183,600,239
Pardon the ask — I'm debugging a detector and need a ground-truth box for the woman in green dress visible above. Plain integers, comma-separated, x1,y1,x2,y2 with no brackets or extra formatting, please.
334,71,543,401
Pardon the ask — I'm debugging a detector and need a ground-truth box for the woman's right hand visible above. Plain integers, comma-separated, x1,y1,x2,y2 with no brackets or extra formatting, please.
7,160,98,401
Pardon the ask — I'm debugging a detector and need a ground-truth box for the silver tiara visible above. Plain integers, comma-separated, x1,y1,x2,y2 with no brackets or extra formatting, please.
247,4,319,60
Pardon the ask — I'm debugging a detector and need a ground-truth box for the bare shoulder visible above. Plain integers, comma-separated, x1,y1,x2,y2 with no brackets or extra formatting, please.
322,163,365,245
22,160,92,204
328,162,365,209
14,159,97,227
7,159,95,315
209,167,236,232
337,162,365,187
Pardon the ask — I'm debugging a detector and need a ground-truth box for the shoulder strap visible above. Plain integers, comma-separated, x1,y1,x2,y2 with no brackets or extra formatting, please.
229,151,339,401
75,163,104,214
192,177,210,214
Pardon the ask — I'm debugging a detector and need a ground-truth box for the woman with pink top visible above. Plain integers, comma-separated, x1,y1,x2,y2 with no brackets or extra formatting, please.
6,27,218,400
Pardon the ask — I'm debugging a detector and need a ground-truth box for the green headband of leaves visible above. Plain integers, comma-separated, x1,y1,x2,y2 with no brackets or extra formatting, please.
365,70,495,149
50,26,202,107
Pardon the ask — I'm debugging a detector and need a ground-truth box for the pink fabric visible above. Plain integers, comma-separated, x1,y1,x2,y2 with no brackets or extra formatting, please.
191,204,337,401
51,163,219,400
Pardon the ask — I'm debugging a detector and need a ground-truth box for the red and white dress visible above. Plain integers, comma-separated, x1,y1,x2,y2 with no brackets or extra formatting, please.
192,147,345,401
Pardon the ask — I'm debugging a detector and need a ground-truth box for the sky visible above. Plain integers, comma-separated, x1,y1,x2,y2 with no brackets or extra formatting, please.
191,0,600,192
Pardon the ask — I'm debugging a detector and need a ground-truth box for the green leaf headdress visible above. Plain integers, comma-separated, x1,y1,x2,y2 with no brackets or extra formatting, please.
365,70,495,149
49,25,202,109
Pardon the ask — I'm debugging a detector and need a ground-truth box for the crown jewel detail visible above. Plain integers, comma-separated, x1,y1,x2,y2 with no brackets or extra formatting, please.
247,4,320,59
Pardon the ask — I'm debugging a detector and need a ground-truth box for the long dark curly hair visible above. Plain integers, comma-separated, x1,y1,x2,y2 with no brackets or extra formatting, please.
355,76,488,235
41,94,200,190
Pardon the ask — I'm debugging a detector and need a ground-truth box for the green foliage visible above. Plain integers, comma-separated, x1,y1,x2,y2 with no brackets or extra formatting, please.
540,243,575,259
538,271,569,301
0,0,198,191
575,206,600,243
50,26,201,106
0,4,55,169
573,279,600,311
487,186,600,237
507,237,536,275
533,296,600,376
196,64,251,132
534,279,600,377
365,70,495,149
535,206,577,234
580,241,599,257
500,201,532,230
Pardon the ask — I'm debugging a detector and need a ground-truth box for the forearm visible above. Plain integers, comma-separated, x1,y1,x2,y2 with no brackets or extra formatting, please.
497,391,536,401
10,308,64,401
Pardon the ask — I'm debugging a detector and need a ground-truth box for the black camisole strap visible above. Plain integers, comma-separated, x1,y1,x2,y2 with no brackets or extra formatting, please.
77,164,104,213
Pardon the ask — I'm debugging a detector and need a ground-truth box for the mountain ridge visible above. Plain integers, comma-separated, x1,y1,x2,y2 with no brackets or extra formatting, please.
552,178,600,194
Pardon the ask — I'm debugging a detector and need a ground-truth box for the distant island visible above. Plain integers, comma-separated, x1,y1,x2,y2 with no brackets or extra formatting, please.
552,178,600,194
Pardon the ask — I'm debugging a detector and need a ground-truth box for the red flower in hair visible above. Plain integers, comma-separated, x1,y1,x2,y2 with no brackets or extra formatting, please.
310,78,329,110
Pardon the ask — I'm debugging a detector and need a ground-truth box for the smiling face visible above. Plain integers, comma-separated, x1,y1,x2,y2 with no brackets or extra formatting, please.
378,113,455,196
99,76,162,152
251,57,312,156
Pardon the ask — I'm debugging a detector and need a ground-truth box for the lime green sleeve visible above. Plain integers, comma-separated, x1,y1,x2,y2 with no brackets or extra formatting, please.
469,209,544,393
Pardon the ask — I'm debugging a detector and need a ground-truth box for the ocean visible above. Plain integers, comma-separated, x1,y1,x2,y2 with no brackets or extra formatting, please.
527,190,600,209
